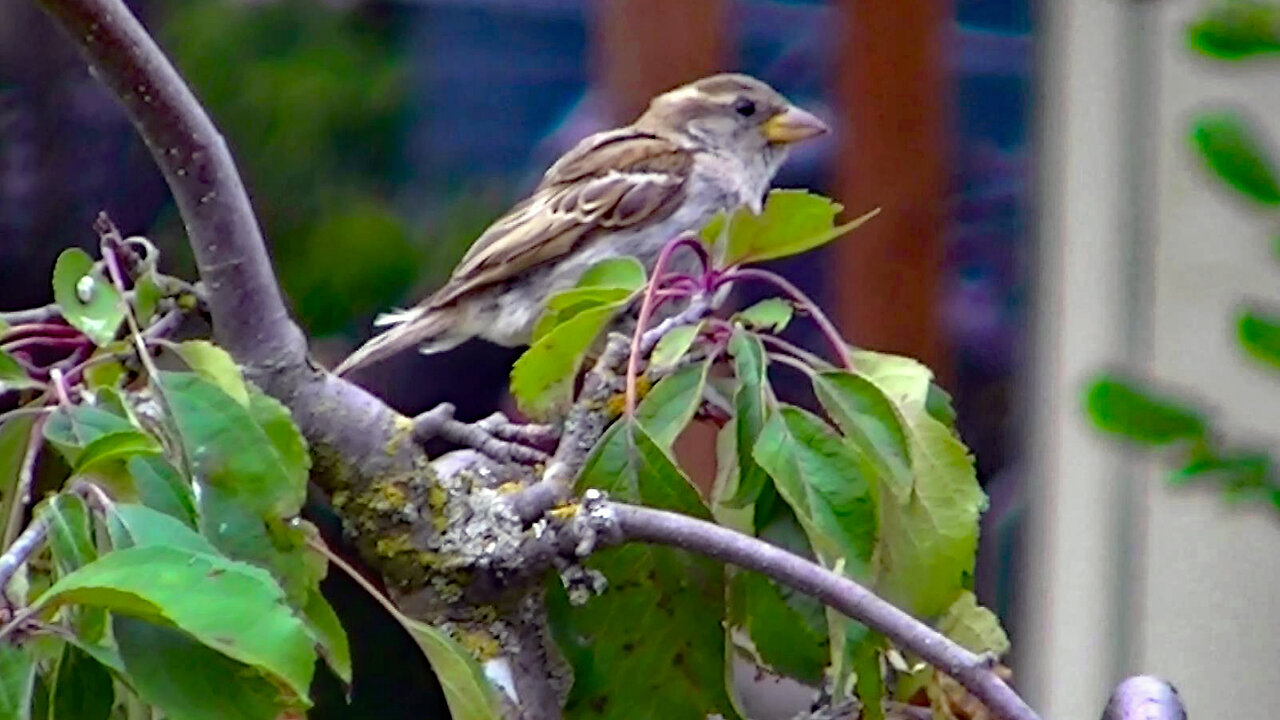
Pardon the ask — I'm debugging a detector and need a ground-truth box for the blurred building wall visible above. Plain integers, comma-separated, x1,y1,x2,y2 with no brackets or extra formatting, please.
1023,1,1280,717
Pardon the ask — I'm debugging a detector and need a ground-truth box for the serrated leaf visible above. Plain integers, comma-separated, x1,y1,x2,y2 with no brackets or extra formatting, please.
303,588,352,686
512,301,627,420
32,545,315,702
403,619,503,720
577,257,647,290
1191,111,1280,206
1086,375,1206,445
115,615,287,720
1186,2,1280,60
52,249,124,346
49,644,113,720
1238,308,1280,371
172,341,249,406
636,359,711,449
533,288,635,344
44,404,135,466
721,331,772,509
0,349,40,393
105,503,219,556
816,354,986,618
727,569,827,684
701,190,879,266
0,642,36,720
126,456,197,528
752,406,876,577
735,298,793,333
197,484,324,605
554,421,737,718
159,372,307,517
936,591,1010,656
74,430,161,475
649,324,702,373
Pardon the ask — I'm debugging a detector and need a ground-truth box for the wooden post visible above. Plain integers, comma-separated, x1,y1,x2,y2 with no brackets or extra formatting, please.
591,0,729,124
834,0,951,376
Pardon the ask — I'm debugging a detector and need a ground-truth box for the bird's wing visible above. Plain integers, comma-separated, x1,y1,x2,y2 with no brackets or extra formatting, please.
429,130,693,308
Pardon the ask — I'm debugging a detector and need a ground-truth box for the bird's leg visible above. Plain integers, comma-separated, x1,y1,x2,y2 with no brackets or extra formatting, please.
412,403,556,466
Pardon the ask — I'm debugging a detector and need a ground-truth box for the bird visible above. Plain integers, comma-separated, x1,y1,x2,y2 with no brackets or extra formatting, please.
334,73,828,376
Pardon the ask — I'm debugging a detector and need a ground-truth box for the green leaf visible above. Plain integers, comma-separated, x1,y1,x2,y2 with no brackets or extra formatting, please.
1085,376,1206,445
701,190,879,266
0,643,36,720
532,257,645,343
52,248,124,346
126,456,197,528
936,591,1010,656
0,415,38,545
197,483,324,605
649,324,702,373
851,637,884,720
133,274,163,326
1238,308,1280,370
43,404,135,465
159,372,307,517
734,298,793,333
636,359,711,449
511,302,627,420
1191,111,1280,206
1187,2,1280,60
32,545,315,702
727,569,827,684
0,350,40,393
115,616,286,720
172,341,249,406
576,257,647,291
555,422,737,718
105,503,219,557
74,430,161,475
752,406,876,577
44,494,96,577
49,644,113,720
721,331,772,509
402,619,503,720
817,354,986,618
303,589,352,686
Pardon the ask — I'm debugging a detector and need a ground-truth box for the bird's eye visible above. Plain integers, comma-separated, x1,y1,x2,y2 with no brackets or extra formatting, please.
733,98,757,117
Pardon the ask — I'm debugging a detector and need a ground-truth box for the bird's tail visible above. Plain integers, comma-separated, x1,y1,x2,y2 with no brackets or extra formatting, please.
332,307,465,376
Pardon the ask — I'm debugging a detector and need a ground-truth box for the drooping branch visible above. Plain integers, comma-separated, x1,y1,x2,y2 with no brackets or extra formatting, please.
33,0,430,510
603,503,1040,720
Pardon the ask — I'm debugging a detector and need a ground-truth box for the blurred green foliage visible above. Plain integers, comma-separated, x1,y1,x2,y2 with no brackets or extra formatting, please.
158,0,495,338
1186,0,1280,60
1085,3,1280,513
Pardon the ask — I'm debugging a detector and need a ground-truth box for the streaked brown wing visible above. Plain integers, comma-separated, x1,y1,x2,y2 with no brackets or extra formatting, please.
427,130,692,308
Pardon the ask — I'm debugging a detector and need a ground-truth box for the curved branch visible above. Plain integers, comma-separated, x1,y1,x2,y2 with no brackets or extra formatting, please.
608,503,1040,720
35,0,299,367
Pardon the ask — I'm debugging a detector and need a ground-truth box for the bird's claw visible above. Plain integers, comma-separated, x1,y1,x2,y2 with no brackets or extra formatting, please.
413,403,555,466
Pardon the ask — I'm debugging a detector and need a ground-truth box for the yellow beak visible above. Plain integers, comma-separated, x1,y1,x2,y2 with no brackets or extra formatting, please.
763,106,829,144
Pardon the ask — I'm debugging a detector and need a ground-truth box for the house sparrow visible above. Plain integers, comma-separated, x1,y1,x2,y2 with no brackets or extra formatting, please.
335,73,827,376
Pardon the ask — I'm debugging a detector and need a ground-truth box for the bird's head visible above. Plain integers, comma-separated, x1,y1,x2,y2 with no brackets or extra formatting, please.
635,74,828,161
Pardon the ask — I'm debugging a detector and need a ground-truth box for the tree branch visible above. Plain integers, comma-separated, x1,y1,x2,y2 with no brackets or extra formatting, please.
606,503,1040,720
33,0,439,584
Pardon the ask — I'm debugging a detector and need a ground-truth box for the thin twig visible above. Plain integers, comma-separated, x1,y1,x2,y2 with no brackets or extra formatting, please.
0,304,62,327
625,234,708,414
0,515,49,601
413,403,550,466
716,267,853,369
606,502,1038,720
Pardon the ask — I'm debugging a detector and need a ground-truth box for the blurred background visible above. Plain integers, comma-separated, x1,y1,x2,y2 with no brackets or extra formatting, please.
2,0,1278,717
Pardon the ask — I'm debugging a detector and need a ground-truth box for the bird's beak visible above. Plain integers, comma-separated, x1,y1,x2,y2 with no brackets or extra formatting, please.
763,106,829,144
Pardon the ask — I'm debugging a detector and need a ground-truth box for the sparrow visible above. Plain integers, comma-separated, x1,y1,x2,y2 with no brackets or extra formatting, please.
335,73,827,376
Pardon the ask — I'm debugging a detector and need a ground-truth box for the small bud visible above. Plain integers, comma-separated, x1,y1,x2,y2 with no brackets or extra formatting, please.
76,275,96,303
